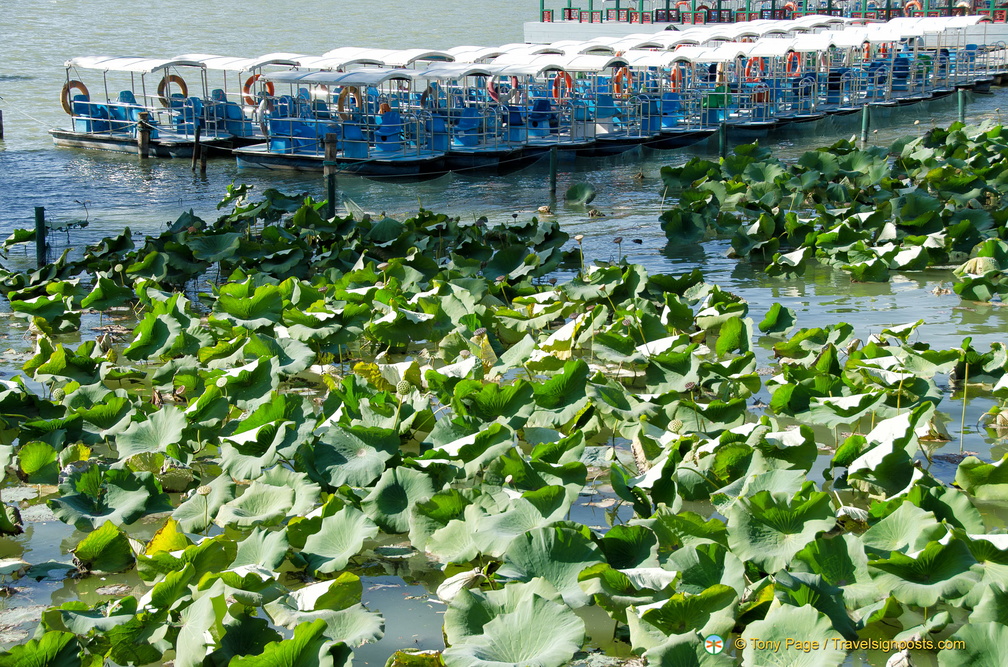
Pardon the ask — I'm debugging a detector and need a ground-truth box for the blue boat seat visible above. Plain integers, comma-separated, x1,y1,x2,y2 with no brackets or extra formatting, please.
427,114,449,152
375,111,404,152
454,107,482,147
528,99,555,136
342,123,369,159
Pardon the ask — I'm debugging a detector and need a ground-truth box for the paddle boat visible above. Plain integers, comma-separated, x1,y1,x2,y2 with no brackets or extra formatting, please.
408,63,538,174
50,56,233,157
232,68,448,179
173,53,305,148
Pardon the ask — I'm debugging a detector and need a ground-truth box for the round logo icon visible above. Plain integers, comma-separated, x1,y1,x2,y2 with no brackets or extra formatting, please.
704,634,725,655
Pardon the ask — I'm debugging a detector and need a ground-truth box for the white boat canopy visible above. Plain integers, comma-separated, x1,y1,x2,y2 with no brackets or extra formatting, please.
263,67,415,88
320,47,454,68
64,56,205,73
174,53,303,71
412,63,495,81
446,45,508,63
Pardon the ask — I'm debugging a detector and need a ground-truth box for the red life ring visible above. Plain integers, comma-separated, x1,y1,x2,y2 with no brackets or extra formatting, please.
783,1,797,11
243,74,275,106
863,42,871,60
744,57,766,82
786,51,802,77
905,0,922,12
553,71,574,102
489,75,519,103
612,67,632,97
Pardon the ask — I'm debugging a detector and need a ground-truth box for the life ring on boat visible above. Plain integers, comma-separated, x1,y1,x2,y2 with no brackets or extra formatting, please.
157,74,188,107
879,43,889,57
488,76,519,103
669,66,683,92
378,102,392,114
783,1,797,11
552,71,574,102
744,57,766,82
786,51,802,77
242,74,275,106
337,85,363,120
863,42,872,60
905,0,922,12
612,67,632,97
60,80,89,115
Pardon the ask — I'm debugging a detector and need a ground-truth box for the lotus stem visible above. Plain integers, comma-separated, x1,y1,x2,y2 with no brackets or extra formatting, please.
960,362,969,454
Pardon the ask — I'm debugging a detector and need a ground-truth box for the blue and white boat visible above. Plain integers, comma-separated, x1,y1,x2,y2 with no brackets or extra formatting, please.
49,56,233,157
233,68,448,179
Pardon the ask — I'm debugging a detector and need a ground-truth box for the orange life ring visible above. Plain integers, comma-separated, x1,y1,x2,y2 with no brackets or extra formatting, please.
675,0,690,7
905,0,922,12
612,67,632,97
669,66,683,92
744,57,766,82
553,71,574,102
337,85,363,119
157,74,188,107
60,80,89,115
880,43,890,57
243,74,276,106
786,51,802,77
863,42,872,60
783,1,797,10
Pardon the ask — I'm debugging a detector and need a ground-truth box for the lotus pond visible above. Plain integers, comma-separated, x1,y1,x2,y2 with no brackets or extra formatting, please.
0,122,1008,667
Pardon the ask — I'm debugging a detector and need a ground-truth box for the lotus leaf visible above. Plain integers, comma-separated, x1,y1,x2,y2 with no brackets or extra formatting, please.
49,464,172,531
362,467,436,534
215,480,295,529
498,525,604,607
726,483,836,573
229,618,351,667
0,631,81,667
741,604,845,666
869,539,977,607
73,521,135,574
938,621,1008,667
172,474,237,533
300,506,378,575
266,577,383,646
442,589,584,667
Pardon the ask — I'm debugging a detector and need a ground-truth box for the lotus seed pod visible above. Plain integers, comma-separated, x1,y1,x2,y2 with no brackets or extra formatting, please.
51,387,66,402
378,262,390,271
622,317,633,327
196,485,212,496
474,327,487,337
574,234,584,242
669,419,683,434
459,349,472,359
396,379,412,395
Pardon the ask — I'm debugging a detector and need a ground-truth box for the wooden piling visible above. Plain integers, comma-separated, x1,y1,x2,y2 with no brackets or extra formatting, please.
0,109,4,140
860,104,870,142
34,207,47,268
958,88,966,124
324,133,338,219
191,125,202,172
137,112,150,158
718,121,727,158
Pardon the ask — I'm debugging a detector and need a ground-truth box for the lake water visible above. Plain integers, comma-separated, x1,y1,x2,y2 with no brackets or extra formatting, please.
2,2,1008,663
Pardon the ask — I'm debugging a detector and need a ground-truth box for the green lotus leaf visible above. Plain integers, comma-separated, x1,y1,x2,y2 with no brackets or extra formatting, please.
726,483,836,573
18,440,58,484
172,474,237,533
0,631,81,667
775,570,858,640
30,343,103,385
216,281,284,330
955,454,1008,500
115,406,187,459
633,584,737,640
564,182,596,205
759,302,797,336
861,502,946,556
206,612,284,667
123,313,182,361
741,604,845,666
498,525,605,607
969,584,1008,625
303,425,399,489
231,527,290,570
80,273,134,311
215,480,295,529
266,578,383,646
215,357,281,411
442,592,584,667
73,521,135,574
362,467,437,534
385,650,445,667
229,618,351,667
408,488,473,554
244,333,315,375
300,506,378,575
49,465,172,531
136,534,236,583
73,393,134,437
0,505,22,536
125,250,169,282
10,294,71,321
578,563,677,624
189,231,243,263
650,509,729,551
869,539,978,608
938,621,1008,667
791,535,879,609
640,631,735,667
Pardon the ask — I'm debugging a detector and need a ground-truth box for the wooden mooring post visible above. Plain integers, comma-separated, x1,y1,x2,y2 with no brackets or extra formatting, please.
191,126,202,172
324,133,338,219
137,112,150,158
0,109,4,140
34,207,47,268
958,88,966,124
860,104,871,143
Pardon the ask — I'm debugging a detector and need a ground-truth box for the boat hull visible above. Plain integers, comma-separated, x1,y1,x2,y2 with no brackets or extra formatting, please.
234,144,448,180
645,129,716,150
446,145,539,175
50,129,232,158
